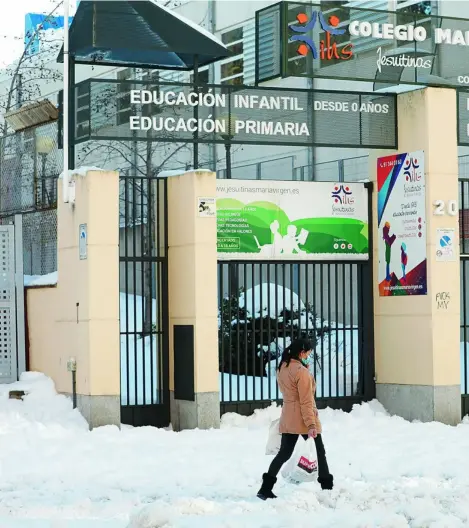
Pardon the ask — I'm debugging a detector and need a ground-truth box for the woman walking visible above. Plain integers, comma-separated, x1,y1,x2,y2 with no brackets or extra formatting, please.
257,338,334,500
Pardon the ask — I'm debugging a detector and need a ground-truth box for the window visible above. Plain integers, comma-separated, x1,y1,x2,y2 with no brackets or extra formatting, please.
321,1,350,22
395,1,434,48
221,76,244,86
286,4,311,75
76,82,90,141
397,0,432,15
116,69,132,126
221,59,243,79
220,26,244,85
222,28,243,51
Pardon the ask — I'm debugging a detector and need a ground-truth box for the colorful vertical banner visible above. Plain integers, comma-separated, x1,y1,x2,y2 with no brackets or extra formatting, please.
377,150,427,296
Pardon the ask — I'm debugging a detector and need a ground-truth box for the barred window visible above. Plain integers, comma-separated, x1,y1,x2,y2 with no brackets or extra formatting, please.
220,25,244,85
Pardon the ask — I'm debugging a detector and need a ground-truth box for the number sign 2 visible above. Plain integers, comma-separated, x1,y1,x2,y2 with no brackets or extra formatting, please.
433,200,458,216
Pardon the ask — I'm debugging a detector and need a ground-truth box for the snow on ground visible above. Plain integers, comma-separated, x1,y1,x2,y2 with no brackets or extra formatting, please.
2,373,469,527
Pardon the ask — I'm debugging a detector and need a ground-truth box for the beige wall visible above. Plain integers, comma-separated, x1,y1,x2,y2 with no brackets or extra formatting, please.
27,170,120,398
167,171,218,395
370,88,460,389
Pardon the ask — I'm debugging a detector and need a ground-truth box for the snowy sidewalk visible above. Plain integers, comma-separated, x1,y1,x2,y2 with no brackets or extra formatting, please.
1,374,469,527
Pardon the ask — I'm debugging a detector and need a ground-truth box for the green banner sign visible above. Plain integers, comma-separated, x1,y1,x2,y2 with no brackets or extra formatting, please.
216,180,369,261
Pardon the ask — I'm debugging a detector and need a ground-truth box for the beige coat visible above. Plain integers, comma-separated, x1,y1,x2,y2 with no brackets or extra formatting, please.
278,359,322,435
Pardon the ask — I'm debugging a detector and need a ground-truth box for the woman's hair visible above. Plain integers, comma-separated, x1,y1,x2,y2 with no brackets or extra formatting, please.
278,338,313,371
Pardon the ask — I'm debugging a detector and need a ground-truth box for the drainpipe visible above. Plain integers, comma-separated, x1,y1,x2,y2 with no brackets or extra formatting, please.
209,0,217,172
308,76,314,181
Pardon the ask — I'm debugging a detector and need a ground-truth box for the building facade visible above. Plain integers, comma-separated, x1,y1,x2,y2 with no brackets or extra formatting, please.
5,0,468,189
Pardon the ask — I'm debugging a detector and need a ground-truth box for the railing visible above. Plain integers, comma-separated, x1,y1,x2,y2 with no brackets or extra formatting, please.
217,155,369,182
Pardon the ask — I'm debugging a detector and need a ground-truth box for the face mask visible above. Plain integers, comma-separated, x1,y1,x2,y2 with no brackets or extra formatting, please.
301,357,310,368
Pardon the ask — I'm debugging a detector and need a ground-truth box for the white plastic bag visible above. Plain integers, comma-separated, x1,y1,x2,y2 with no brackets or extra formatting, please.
265,419,281,455
281,437,318,484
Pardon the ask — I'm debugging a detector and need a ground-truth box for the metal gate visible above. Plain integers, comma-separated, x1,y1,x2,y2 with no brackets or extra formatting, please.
0,219,26,384
119,176,170,427
218,187,375,416
218,260,375,415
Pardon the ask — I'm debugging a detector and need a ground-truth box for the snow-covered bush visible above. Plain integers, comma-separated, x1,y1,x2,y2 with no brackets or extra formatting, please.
218,283,330,378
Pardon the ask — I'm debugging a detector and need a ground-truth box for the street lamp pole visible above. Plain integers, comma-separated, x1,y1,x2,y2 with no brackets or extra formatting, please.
36,136,54,206
221,131,236,295
221,134,234,179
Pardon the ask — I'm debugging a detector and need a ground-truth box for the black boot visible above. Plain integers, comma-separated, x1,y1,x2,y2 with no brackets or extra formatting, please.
257,473,277,500
318,474,334,490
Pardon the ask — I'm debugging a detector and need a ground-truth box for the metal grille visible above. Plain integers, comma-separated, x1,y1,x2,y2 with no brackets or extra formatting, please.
119,175,170,428
0,226,17,383
75,79,397,149
218,259,374,416
0,121,60,276
458,91,469,148
0,211,57,276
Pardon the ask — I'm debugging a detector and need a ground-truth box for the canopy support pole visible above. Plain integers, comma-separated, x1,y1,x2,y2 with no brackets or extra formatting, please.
68,54,76,171
193,55,199,170
63,0,70,201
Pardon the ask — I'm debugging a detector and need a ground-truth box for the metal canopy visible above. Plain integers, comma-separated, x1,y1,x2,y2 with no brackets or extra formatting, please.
57,0,230,70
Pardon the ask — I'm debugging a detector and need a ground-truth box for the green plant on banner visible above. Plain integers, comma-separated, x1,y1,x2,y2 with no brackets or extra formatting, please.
217,199,368,255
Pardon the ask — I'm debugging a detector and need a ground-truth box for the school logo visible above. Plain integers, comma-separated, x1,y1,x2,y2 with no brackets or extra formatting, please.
403,157,421,182
290,11,353,61
332,184,355,205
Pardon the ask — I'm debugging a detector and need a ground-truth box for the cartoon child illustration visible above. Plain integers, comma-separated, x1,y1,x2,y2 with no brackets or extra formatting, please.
254,220,283,256
383,221,396,281
280,225,308,255
255,222,308,256
270,220,283,246
401,243,408,282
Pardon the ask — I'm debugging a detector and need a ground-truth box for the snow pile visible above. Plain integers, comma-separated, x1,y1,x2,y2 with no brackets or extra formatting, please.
59,166,106,179
0,382,467,526
127,400,469,528
0,372,88,431
24,271,58,287
221,402,281,430
158,169,213,178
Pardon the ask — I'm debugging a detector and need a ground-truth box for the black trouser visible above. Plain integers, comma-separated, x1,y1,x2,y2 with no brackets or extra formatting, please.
267,433,330,480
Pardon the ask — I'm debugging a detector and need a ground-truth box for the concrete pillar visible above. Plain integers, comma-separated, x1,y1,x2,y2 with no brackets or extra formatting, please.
370,88,461,425
166,170,220,430
56,170,120,428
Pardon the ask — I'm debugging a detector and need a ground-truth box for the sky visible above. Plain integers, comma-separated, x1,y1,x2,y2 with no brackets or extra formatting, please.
0,0,77,67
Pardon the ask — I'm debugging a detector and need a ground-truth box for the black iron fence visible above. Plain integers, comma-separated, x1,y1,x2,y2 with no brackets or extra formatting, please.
218,259,374,416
